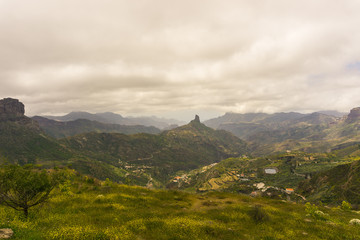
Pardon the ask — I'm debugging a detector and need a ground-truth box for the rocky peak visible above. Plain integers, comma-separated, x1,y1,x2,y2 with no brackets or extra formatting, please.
194,115,200,123
346,107,360,123
188,115,203,127
0,98,25,119
0,98,38,129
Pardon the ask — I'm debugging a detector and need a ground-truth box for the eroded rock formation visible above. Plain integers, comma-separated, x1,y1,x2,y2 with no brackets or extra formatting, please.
0,98,25,119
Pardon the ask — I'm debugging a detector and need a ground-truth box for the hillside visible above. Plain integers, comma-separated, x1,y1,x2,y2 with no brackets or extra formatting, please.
0,98,72,164
299,160,360,204
205,109,360,156
1,174,360,239
299,143,360,204
62,115,248,183
32,116,161,138
175,151,352,197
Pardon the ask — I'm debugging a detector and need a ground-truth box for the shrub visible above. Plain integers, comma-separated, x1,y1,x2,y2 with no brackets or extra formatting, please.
305,202,329,221
341,200,352,211
250,205,269,223
103,178,113,187
59,179,73,195
305,202,317,216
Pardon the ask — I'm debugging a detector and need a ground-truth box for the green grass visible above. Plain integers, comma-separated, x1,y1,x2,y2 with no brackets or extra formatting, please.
1,181,360,240
185,152,354,193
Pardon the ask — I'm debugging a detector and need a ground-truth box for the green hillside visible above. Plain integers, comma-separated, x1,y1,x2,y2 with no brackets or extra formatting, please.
176,151,354,198
62,116,248,184
2,173,360,240
0,120,72,164
299,144,360,204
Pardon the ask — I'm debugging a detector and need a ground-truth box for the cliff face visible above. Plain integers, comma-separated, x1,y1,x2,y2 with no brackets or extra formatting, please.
0,98,25,119
0,98,39,130
346,107,360,123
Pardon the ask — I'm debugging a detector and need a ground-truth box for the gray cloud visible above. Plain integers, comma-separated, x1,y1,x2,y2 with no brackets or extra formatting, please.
1,0,360,121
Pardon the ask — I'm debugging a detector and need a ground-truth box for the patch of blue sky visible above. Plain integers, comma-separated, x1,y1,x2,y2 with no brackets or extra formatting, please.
346,61,360,71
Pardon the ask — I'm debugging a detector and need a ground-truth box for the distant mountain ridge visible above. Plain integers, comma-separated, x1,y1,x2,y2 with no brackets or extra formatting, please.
204,109,360,155
32,116,161,139
43,111,184,129
316,110,347,118
204,111,338,130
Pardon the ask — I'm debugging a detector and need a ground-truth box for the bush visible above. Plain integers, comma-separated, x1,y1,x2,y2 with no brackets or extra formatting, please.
305,202,329,221
341,200,352,211
250,205,269,223
305,202,317,216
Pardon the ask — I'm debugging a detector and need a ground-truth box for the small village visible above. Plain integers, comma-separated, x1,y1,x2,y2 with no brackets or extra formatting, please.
166,151,346,201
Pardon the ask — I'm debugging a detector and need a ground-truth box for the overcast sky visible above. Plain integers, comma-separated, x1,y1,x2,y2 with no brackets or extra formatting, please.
1,0,360,121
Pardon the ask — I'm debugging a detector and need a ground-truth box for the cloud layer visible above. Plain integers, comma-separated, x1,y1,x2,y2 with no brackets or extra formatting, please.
1,0,360,120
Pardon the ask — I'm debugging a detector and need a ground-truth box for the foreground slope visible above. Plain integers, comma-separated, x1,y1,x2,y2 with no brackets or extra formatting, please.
1,175,360,240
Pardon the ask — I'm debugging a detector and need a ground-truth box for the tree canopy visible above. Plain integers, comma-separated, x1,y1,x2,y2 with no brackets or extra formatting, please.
0,164,65,217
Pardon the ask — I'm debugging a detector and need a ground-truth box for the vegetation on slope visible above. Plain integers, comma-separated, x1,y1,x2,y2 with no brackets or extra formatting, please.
1,109,248,186
0,121,72,164
1,173,360,240
61,116,248,184
176,151,355,199
297,143,360,204
300,160,360,204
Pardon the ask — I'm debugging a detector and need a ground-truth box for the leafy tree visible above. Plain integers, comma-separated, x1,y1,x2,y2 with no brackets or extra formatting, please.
0,164,65,217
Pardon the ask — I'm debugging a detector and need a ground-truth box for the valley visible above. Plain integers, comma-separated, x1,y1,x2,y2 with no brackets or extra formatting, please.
2,97,360,239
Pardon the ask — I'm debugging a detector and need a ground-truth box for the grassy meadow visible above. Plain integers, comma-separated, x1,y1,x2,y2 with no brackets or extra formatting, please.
1,176,360,240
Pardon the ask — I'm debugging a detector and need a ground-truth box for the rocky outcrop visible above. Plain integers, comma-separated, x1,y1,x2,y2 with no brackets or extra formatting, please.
0,228,13,239
0,98,39,129
189,115,201,126
346,107,360,123
194,115,200,122
0,98,25,119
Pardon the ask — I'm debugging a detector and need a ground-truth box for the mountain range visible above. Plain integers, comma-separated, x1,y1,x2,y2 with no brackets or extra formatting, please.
32,116,161,138
42,111,184,129
204,109,360,155
0,98,247,186
3,97,360,204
